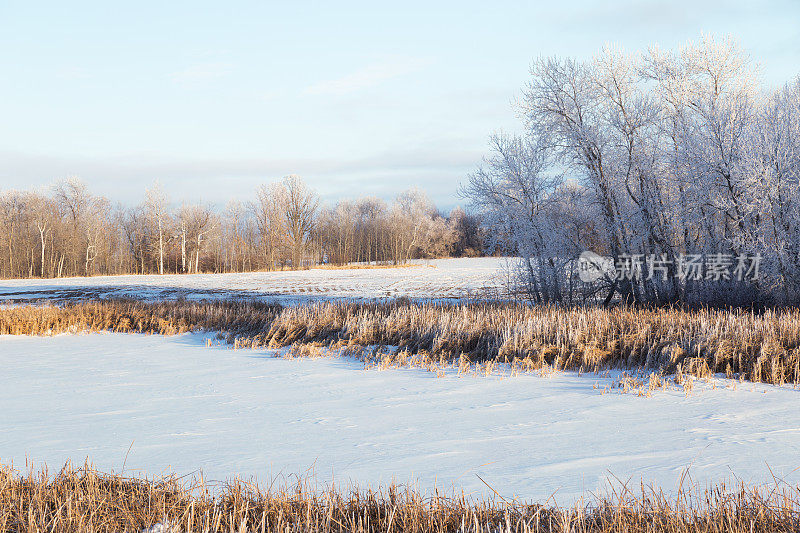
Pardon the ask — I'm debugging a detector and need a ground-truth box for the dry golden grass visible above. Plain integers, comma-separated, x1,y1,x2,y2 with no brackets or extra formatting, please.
245,262,431,273
2,299,800,385
311,263,432,270
2,462,800,532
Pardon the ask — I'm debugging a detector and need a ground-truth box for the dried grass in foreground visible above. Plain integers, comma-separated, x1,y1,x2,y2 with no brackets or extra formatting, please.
2,462,800,532
2,299,800,385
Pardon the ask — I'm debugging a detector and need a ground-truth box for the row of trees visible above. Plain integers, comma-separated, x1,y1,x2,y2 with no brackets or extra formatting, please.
466,36,800,306
0,176,483,279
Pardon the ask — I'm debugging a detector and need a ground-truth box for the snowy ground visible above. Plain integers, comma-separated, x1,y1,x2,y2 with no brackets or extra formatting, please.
3,332,800,504
0,257,510,304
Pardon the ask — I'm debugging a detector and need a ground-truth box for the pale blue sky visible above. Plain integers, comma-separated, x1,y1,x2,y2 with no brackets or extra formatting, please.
1,1,799,209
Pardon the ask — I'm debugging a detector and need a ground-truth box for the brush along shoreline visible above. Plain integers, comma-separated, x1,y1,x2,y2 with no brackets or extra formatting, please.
2,299,800,386
2,461,800,532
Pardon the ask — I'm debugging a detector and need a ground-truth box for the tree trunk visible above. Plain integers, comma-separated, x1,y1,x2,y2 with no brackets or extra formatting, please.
181,222,186,273
39,228,46,277
158,218,164,275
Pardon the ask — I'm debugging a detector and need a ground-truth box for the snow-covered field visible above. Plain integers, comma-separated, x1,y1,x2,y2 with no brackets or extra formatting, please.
3,258,799,504
3,332,800,504
0,257,509,304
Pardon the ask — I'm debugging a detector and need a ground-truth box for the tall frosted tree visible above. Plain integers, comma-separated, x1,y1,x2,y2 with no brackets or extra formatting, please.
467,35,800,305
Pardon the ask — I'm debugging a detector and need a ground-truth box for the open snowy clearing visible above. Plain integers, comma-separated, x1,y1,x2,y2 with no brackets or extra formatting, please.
2,332,800,504
0,257,510,304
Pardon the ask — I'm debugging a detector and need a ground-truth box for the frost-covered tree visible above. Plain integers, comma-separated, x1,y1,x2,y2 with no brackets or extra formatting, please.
467,35,800,306
464,134,588,303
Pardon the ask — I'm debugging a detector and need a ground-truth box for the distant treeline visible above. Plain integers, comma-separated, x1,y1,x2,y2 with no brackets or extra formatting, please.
0,176,484,279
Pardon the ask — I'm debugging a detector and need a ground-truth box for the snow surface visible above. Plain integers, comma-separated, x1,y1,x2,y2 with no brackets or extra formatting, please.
0,257,510,304
2,332,800,504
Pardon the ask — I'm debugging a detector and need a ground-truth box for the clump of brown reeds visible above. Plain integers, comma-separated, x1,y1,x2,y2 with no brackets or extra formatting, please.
3,299,800,386
2,461,800,532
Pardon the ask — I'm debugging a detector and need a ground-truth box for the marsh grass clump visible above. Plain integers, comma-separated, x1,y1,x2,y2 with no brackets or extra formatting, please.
2,462,800,532
3,299,800,386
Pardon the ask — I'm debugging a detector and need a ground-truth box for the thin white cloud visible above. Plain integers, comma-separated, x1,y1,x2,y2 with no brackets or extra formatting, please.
0,146,477,181
169,62,232,85
0,145,478,206
55,66,92,81
304,57,431,96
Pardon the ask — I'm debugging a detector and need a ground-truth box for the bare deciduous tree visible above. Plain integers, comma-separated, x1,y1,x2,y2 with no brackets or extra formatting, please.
467,35,800,306
280,175,319,268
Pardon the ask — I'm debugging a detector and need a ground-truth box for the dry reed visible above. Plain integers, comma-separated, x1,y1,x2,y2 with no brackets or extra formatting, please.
1,462,800,532
2,299,800,385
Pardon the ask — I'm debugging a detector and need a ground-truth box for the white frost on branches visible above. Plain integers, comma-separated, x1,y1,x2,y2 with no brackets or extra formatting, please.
466,36,800,305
